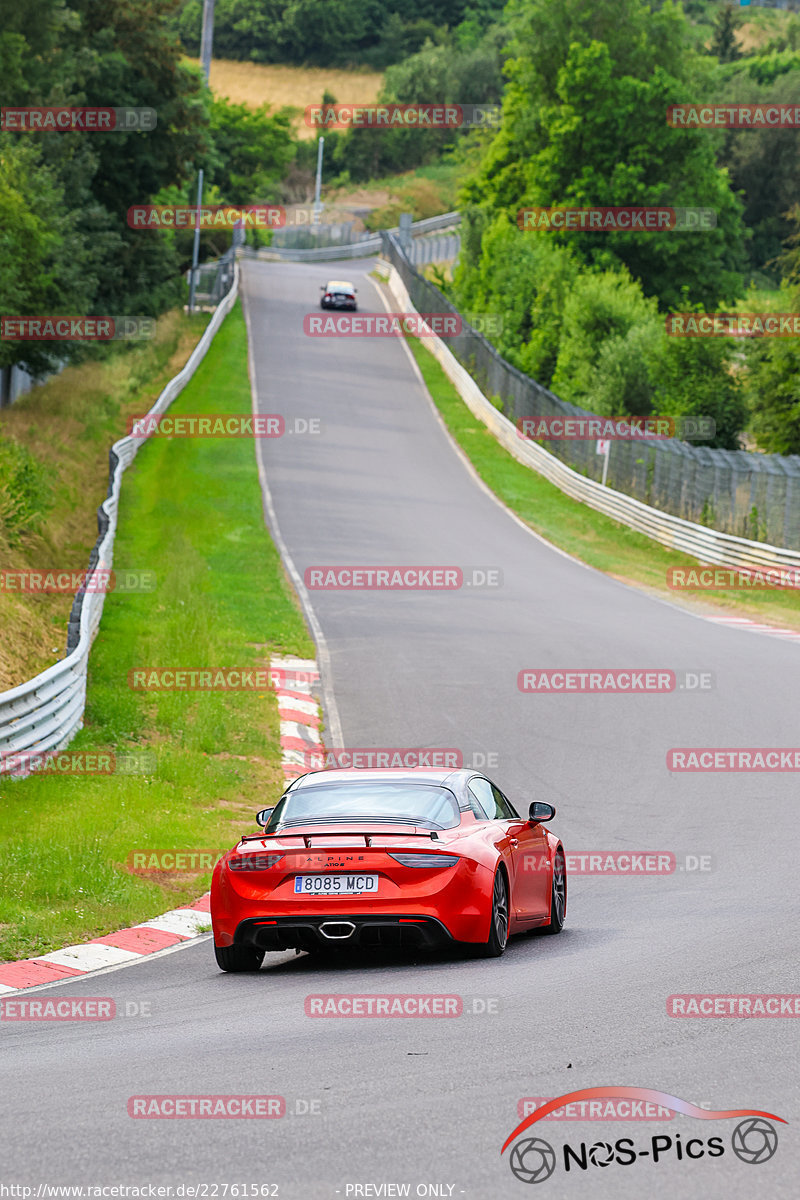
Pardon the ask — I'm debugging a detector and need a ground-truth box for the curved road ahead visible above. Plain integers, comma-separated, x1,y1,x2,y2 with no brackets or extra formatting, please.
2,257,797,1199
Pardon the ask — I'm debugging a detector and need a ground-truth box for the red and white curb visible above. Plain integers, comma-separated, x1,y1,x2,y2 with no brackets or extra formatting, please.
0,895,211,994
0,656,323,994
272,654,323,779
706,615,800,644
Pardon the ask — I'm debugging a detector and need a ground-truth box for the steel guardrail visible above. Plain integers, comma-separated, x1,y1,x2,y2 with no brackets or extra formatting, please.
0,265,240,776
379,254,800,578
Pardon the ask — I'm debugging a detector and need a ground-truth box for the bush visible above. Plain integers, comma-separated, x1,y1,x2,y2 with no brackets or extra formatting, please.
744,315,800,454
551,269,661,410
0,435,51,544
650,334,746,450
451,213,579,385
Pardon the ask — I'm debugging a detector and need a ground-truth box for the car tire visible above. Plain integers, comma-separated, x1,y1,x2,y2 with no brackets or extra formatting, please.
543,849,566,934
477,867,509,958
214,943,265,973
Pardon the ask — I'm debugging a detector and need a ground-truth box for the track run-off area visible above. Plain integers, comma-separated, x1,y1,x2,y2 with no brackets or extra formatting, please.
2,257,797,1199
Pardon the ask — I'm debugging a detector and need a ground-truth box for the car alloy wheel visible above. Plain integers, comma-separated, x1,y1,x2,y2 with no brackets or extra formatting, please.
544,850,566,934
478,868,509,957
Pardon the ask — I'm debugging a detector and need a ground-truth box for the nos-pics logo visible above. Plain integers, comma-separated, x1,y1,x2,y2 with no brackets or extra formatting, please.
501,1088,784,1184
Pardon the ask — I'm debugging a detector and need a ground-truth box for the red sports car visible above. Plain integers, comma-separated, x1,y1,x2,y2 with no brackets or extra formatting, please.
211,768,566,971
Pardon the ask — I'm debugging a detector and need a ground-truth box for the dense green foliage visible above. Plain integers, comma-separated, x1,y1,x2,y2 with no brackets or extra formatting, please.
319,25,509,183
173,0,507,68
0,0,296,376
448,0,800,449
5,0,800,451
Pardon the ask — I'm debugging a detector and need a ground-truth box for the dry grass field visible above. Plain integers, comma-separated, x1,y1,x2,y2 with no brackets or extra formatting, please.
188,59,384,138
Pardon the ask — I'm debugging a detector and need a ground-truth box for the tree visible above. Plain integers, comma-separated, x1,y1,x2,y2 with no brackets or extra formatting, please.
651,334,746,451
714,65,800,278
744,288,800,454
452,211,579,385
336,28,507,182
0,139,91,375
0,0,210,330
710,5,741,65
459,0,747,311
206,97,295,205
550,268,661,411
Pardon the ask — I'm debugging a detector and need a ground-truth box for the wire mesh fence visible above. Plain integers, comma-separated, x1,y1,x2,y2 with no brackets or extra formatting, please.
408,234,461,266
381,233,800,549
271,220,378,250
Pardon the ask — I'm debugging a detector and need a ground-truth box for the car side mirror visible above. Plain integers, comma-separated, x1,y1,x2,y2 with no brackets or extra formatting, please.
320,285,325,290
256,807,274,827
529,802,555,824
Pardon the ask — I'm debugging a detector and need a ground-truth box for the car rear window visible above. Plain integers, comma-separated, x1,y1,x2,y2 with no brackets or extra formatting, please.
265,782,460,832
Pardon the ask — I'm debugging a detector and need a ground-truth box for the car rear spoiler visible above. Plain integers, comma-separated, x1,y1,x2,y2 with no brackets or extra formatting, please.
240,829,441,847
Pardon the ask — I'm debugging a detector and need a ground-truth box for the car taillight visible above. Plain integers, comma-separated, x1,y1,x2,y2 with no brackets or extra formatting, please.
229,853,284,871
388,853,459,869
324,293,332,300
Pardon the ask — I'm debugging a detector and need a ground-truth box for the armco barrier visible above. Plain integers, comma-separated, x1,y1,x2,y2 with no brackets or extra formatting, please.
378,254,800,578
0,264,240,777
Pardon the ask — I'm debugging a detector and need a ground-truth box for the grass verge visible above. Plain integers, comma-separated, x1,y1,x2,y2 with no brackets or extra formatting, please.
0,310,211,690
403,332,800,629
0,300,314,961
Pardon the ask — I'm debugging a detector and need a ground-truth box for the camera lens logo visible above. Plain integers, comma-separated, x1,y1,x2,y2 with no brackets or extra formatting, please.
731,1118,778,1164
509,1137,556,1184
588,1141,614,1166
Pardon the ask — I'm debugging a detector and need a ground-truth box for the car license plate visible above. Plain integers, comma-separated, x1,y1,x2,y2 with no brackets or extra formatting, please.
293,874,378,895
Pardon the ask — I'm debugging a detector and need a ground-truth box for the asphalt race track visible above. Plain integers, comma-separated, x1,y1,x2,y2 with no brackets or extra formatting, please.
2,257,798,1199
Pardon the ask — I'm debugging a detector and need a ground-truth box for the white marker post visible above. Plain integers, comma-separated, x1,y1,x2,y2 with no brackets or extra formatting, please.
596,438,611,486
